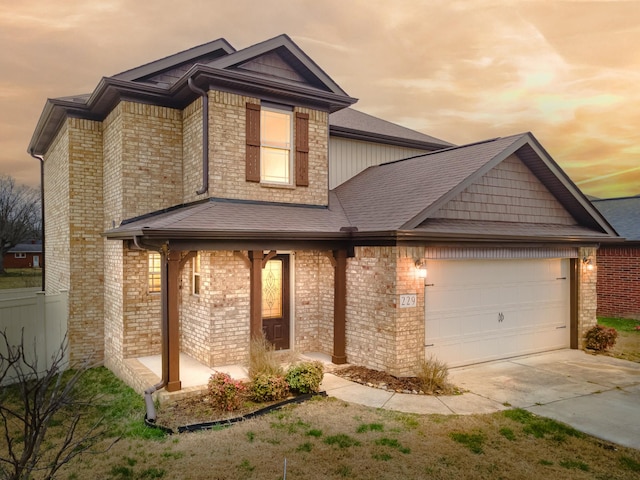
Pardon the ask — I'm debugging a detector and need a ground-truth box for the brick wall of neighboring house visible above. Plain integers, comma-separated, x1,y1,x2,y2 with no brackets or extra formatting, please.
578,246,599,343
3,252,41,269
597,246,640,319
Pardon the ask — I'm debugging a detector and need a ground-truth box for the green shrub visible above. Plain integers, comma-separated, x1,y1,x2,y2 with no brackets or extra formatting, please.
416,355,452,394
585,324,618,351
285,361,324,394
207,372,246,411
250,373,289,402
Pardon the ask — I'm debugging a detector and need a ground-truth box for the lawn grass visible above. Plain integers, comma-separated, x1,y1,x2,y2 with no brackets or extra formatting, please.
2,367,636,480
598,317,640,363
0,268,42,289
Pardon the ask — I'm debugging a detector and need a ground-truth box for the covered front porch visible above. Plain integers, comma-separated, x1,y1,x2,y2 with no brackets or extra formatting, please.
126,351,334,402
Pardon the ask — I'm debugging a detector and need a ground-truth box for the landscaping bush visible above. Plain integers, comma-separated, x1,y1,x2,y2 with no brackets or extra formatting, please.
286,361,324,394
585,324,618,351
207,372,246,411
416,355,453,394
248,334,284,379
250,372,290,402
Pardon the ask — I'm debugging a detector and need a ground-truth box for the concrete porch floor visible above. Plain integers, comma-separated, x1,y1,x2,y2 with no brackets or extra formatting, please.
135,351,335,399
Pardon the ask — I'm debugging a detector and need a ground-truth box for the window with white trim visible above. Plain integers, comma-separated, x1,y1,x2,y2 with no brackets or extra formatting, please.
148,252,161,293
260,107,292,184
192,252,201,295
14,253,26,258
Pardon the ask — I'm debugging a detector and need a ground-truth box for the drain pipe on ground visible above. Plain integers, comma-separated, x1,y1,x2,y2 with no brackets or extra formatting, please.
132,236,170,423
187,77,209,196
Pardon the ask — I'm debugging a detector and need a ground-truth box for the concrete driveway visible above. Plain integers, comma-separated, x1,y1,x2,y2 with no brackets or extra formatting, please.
448,349,640,449
322,349,640,450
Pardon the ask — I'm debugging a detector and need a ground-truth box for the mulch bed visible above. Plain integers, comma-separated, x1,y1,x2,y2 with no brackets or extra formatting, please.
332,365,427,394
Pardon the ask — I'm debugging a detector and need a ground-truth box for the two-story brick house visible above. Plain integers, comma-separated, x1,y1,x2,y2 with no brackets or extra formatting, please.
29,34,617,393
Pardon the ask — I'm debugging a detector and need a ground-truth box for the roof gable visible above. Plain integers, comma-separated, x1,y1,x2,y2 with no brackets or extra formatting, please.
334,135,523,231
207,34,349,96
431,154,577,226
112,38,235,84
334,133,616,238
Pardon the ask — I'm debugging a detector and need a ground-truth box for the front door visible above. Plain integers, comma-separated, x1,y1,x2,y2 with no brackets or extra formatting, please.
262,254,290,350
33,256,40,268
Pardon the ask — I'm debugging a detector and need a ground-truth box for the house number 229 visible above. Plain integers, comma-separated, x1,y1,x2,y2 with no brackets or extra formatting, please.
399,294,417,308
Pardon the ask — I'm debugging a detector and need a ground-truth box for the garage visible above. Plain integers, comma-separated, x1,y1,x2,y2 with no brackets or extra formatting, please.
424,258,570,367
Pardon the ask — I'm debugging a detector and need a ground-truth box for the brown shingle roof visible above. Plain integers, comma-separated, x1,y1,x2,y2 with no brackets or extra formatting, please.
333,135,524,232
329,108,453,149
107,193,351,239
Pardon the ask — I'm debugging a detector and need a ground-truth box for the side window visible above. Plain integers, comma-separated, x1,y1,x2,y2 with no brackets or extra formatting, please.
148,252,161,293
192,253,201,295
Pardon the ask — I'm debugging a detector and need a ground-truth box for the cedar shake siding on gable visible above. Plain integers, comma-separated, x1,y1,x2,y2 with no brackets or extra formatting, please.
432,155,577,225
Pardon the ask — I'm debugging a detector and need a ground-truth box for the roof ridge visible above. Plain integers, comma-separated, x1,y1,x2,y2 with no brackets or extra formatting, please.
378,134,524,167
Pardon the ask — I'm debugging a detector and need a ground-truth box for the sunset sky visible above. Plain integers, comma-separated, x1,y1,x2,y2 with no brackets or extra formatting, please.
1,0,639,199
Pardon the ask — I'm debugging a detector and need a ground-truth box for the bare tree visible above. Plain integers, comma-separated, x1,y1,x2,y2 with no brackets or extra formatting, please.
0,176,41,275
0,330,107,480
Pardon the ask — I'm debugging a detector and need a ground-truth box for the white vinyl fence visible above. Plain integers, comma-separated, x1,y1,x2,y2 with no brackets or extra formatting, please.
0,289,68,386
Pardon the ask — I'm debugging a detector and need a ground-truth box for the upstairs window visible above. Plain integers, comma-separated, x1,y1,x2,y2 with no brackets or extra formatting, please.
246,103,309,186
148,252,161,293
260,108,292,184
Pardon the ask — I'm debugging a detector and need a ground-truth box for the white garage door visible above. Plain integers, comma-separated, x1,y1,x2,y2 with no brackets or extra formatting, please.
424,258,570,367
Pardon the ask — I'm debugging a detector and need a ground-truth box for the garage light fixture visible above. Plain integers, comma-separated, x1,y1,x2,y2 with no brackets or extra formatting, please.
582,256,594,271
415,259,428,279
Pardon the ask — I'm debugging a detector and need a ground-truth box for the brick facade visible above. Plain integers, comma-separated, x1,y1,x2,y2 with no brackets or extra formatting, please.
345,246,426,376
597,246,640,319
40,83,602,391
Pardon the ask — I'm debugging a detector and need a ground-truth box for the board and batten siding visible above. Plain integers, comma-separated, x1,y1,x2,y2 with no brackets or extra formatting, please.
329,137,430,188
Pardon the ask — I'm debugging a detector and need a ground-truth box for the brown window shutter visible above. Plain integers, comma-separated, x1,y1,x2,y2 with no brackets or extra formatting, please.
246,103,261,182
295,112,309,187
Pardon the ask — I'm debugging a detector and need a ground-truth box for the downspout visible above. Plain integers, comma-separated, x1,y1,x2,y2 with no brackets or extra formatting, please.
133,236,169,423
28,150,45,292
187,77,209,196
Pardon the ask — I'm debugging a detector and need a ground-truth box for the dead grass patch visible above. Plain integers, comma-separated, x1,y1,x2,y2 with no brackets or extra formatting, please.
51,394,640,480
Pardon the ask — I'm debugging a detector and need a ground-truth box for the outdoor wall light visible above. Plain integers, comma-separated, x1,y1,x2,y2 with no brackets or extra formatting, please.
415,259,428,279
582,256,594,271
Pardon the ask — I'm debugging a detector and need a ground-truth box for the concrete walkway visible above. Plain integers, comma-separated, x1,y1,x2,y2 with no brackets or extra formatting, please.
321,350,640,450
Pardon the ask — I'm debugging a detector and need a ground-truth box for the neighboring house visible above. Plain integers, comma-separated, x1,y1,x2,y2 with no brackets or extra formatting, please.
28,34,617,393
4,241,43,269
592,196,640,319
